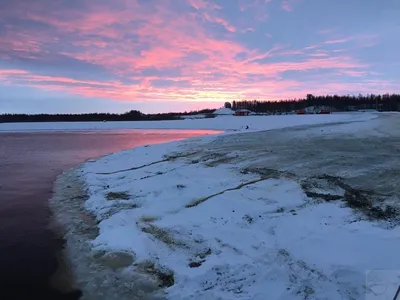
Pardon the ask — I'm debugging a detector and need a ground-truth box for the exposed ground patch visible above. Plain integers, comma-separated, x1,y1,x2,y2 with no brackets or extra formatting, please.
164,151,199,161
136,261,175,288
139,215,160,223
241,167,296,180
204,155,239,167
301,174,398,220
188,248,212,269
141,224,186,248
106,191,130,200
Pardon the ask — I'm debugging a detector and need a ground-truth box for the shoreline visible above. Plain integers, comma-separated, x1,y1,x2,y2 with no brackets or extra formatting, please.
49,113,400,300
47,129,234,299
46,128,224,299
49,167,92,298
50,167,167,300
48,131,232,299
48,131,222,299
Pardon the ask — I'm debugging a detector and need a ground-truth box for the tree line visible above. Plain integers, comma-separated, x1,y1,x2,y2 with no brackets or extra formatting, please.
0,109,216,123
1,94,399,123
232,93,400,113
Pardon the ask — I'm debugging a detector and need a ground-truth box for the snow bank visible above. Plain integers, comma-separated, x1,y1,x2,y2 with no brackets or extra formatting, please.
0,112,377,132
80,141,400,299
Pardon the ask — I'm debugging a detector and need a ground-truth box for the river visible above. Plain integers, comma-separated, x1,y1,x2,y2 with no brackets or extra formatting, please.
0,129,216,300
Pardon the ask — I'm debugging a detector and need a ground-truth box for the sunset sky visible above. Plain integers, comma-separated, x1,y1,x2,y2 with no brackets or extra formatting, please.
0,0,399,114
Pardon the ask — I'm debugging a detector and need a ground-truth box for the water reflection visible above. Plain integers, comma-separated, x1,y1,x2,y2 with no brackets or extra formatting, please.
0,129,219,300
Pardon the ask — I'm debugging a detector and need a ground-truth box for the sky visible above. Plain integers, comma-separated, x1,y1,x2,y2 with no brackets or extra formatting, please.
0,0,399,114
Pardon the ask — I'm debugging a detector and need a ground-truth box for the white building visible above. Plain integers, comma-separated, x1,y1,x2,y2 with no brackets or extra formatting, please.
213,108,235,116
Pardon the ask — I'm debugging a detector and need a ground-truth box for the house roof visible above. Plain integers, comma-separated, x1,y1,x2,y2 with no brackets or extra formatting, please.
213,108,234,115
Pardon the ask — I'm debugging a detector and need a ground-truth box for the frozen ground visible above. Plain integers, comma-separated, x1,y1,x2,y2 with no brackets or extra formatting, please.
51,112,400,300
0,112,376,132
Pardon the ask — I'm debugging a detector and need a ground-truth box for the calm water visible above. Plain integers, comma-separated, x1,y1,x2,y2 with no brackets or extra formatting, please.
0,129,215,300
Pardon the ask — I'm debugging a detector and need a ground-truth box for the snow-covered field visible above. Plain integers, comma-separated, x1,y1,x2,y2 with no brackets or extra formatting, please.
0,112,376,132
51,112,400,300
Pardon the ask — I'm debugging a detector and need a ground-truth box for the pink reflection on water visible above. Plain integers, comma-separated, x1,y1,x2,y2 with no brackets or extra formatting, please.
72,129,222,158
0,128,220,298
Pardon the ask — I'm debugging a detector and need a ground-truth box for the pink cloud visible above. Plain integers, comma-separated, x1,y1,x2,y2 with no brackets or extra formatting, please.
186,0,236,33
0,29,45,56
0,69,118,88
138,47,185,68
309,52,330,58
188,0,221,11
0,69,29,81
203,13,236,32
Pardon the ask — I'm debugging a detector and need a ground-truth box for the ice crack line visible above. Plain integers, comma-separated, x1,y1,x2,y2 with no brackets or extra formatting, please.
185,178,268,208
94,152,198,175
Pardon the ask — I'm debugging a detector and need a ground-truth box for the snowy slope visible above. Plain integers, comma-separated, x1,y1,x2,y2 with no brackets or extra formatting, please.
52,112,400,300
80,143,399,299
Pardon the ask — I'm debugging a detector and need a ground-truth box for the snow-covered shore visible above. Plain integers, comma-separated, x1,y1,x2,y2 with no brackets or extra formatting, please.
51,113,400,300
0,112,376,132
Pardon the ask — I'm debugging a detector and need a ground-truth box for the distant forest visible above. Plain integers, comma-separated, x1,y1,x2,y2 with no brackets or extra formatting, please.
232,93,400,113
1,94,399,123
0,109,216,123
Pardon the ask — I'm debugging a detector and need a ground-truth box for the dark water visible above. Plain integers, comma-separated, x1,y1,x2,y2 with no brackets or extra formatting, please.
0,129,215,300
